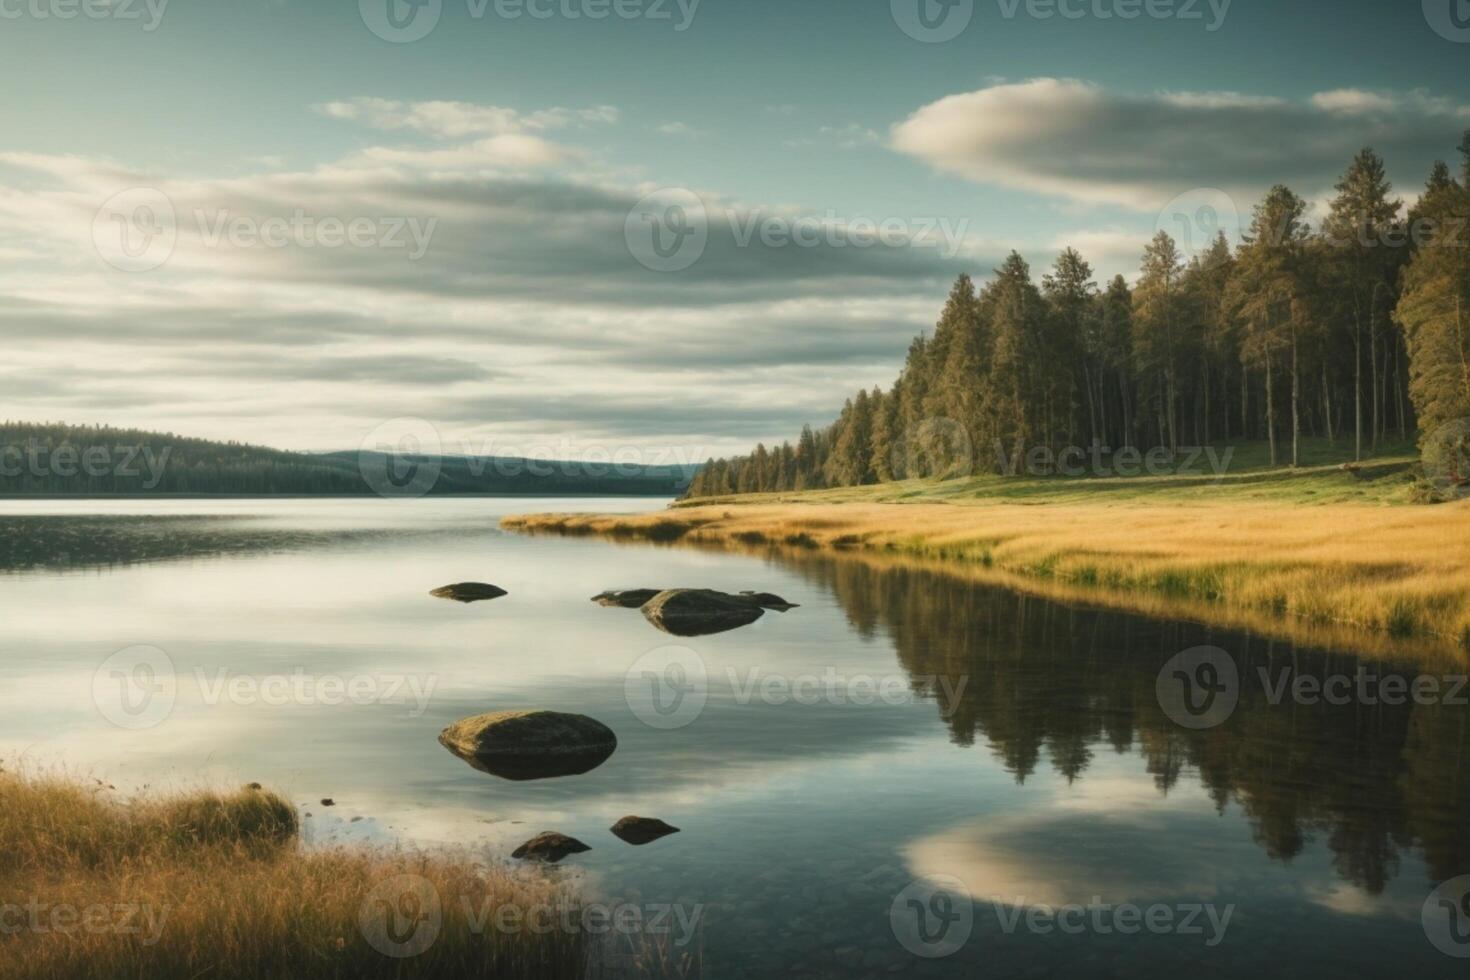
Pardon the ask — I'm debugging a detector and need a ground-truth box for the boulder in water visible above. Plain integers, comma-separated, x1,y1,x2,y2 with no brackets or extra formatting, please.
610,816,681,845
640,588,764,636
438,710,617,781
512,832,591,863
430,582,508,603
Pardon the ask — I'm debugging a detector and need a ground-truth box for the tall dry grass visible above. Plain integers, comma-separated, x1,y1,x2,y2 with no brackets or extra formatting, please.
502,498,1470,660
0,769,587,980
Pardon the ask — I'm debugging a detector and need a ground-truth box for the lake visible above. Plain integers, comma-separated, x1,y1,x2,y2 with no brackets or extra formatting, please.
1,498,1467,978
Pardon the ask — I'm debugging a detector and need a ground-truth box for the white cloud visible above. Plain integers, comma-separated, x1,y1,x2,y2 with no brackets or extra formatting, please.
891,78,1467,211
0,100,967,455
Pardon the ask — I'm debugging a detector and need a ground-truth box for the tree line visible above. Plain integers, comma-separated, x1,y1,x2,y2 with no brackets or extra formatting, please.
0,422,693,496
688,135,1470,498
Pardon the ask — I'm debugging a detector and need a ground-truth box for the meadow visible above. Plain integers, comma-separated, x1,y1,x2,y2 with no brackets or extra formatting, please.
0,769,588,980
504,439,1470,660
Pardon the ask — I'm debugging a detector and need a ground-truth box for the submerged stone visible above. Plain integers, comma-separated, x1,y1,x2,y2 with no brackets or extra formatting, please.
438,710,617,781
430,582,508,603
511,831,591,863
640,589,766,636
610,815,681,845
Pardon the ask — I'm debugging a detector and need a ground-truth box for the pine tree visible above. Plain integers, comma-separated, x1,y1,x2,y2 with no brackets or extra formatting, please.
1133,232,1189,454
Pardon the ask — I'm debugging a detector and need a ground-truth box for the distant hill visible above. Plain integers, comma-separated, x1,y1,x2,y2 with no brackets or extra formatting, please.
0,423,694,497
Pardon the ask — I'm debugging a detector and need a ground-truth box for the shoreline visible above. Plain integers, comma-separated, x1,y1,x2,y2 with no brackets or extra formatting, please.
502,495,1470,662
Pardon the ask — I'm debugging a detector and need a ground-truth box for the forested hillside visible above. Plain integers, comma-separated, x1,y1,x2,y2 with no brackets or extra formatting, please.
689,136,1470,498
0,423,692,496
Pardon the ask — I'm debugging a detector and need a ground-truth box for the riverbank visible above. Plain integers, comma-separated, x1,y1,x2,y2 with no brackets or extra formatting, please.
502,462,1470,659
0,770,586,980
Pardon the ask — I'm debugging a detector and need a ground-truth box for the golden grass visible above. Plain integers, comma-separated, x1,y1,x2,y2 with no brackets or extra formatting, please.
502,496,1470,661
0,768,587,980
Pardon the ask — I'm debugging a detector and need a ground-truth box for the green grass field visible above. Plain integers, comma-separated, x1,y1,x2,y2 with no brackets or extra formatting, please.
677,438,1422,508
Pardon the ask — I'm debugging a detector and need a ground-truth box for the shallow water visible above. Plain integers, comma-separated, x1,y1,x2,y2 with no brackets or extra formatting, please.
2,498,1468,978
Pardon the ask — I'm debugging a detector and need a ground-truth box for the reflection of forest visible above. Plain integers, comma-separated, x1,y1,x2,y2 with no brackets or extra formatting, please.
783,552,1470,894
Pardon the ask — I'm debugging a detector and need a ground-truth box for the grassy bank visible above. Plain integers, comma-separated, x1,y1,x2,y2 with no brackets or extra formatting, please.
0,769,586,980
503,443,1470,659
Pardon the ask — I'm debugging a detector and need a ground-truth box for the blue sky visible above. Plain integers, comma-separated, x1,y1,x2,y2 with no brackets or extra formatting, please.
1,0,1466,457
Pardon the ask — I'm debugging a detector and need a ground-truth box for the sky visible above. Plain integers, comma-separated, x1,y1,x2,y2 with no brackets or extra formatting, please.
1,0,1467,462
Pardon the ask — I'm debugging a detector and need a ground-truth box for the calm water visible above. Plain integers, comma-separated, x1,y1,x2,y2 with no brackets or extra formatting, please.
2,498,1468,978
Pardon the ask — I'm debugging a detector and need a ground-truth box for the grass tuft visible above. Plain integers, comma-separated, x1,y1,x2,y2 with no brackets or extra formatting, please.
0,770,587,980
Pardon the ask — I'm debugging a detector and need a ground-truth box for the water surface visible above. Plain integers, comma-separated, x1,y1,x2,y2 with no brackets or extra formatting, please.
2,498,1467,978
